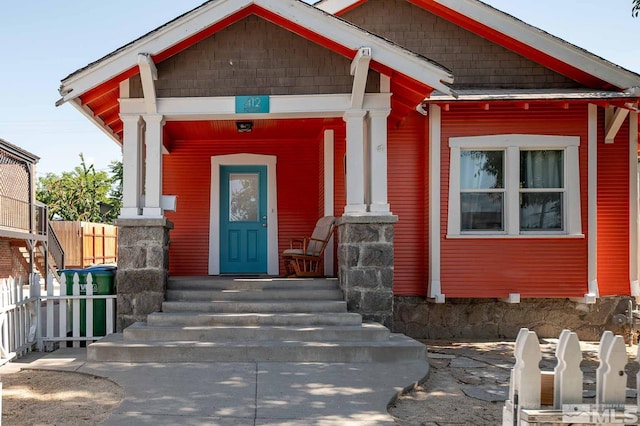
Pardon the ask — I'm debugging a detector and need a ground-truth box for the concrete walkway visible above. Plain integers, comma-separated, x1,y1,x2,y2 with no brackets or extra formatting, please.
1,348,428,425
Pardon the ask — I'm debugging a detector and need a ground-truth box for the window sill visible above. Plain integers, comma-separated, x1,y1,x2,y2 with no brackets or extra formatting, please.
446,233,585,239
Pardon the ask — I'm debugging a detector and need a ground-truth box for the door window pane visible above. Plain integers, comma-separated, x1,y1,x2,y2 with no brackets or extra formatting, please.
229,173,258,222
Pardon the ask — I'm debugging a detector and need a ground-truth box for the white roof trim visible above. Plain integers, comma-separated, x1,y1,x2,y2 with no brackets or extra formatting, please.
59,0,454,104
316,0,640,91
426,89,640,102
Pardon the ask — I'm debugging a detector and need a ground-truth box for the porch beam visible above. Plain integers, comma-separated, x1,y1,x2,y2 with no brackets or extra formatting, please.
138,53,158,114
120,93,391,120
604,106,629,143
350,47,372,110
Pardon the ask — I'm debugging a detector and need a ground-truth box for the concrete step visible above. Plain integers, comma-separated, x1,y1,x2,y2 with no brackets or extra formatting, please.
161,300,348,314
123,322,390,342
88,333,426,363
146,312,364,327
167,277,339,291
166,288,344,302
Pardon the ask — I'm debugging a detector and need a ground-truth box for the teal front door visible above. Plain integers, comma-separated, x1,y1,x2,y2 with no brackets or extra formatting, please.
220,165,268,274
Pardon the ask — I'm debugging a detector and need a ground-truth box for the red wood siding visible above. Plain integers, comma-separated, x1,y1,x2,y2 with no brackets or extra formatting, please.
388,113,429,295
163,131,322,276
440,104,590,298
597,118,631,296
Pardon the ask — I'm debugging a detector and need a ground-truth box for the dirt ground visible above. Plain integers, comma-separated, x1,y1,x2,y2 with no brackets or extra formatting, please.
1,340,638,425
390,339,640,425
1,370,123,425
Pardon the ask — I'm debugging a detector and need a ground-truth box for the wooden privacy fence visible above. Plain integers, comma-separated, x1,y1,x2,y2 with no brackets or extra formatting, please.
503,328,640,425
0,275,38,365
50,221,117,269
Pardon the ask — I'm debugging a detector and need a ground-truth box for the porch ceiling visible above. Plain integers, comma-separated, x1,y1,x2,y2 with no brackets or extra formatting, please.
163,117,343,145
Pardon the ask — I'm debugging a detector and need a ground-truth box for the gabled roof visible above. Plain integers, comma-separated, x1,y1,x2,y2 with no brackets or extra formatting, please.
58,0,454,104
315,0,640,91
0,138,39,164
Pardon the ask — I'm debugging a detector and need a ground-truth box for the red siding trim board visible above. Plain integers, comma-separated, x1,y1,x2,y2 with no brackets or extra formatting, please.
439,104,591,299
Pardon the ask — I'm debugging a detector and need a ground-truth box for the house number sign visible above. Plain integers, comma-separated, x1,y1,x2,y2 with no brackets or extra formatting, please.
235,95,270,114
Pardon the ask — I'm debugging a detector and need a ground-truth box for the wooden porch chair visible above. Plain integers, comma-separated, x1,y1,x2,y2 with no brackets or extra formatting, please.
281,216,335,277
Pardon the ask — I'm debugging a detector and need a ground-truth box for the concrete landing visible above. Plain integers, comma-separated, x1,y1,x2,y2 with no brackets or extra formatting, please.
4,348,429,425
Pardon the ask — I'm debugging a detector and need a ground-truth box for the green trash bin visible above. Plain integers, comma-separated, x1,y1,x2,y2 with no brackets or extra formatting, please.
62,266,116,336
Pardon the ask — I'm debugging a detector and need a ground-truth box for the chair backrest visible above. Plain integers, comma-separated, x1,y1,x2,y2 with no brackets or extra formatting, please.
306,216,335,256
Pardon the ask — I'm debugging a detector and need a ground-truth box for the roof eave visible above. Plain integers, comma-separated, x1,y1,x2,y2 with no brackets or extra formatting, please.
316,0,640,92
58,0,456,106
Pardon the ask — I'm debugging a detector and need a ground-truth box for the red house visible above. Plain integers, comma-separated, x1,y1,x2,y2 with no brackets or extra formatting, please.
58,0,640,338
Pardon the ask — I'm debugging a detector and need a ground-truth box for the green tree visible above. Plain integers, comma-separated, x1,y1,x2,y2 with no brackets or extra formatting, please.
37,154,122,223
634,0,640,16
105,159,123,222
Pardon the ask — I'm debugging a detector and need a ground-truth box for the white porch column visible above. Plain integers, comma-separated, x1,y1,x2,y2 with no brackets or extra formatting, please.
324,129,335,276
119,114,143,218
343,109,367,215
143,114,166,218
629,111,639,296
368,109,391,214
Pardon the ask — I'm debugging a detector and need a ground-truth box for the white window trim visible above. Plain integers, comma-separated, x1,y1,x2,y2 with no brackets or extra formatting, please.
447,134,582,238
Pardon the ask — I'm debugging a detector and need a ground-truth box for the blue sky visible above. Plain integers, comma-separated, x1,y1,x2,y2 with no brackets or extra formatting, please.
1,1,638,177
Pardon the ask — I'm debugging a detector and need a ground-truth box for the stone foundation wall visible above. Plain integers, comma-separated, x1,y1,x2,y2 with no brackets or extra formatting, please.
393,296,631,341
115,218,173,331
337,215,397,328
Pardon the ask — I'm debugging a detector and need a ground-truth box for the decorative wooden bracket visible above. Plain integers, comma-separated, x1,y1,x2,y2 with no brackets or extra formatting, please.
350,47,372,109
138,53,158,114
605,106,630,143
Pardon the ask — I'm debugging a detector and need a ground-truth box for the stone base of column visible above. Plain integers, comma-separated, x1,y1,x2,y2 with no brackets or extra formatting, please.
115,217,173,331
336,215,397,328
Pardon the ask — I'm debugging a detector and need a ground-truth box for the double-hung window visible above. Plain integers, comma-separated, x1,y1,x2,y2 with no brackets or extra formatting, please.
448,135,582,237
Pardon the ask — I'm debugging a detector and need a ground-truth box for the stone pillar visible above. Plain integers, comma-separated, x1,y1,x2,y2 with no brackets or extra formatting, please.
336,215,397,328
115,217,173,331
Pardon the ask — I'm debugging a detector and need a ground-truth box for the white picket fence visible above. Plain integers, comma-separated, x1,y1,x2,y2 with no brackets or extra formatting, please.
41,272,116,348
0,272,116,363
503,328,640,425
0,275,38,365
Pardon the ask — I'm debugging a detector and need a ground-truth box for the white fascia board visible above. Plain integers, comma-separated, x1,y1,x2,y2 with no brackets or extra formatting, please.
120,93,391,120
60,0,253,103
314,0,353,15
434,0,640,90
69,99,122,146
259,0,454,94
